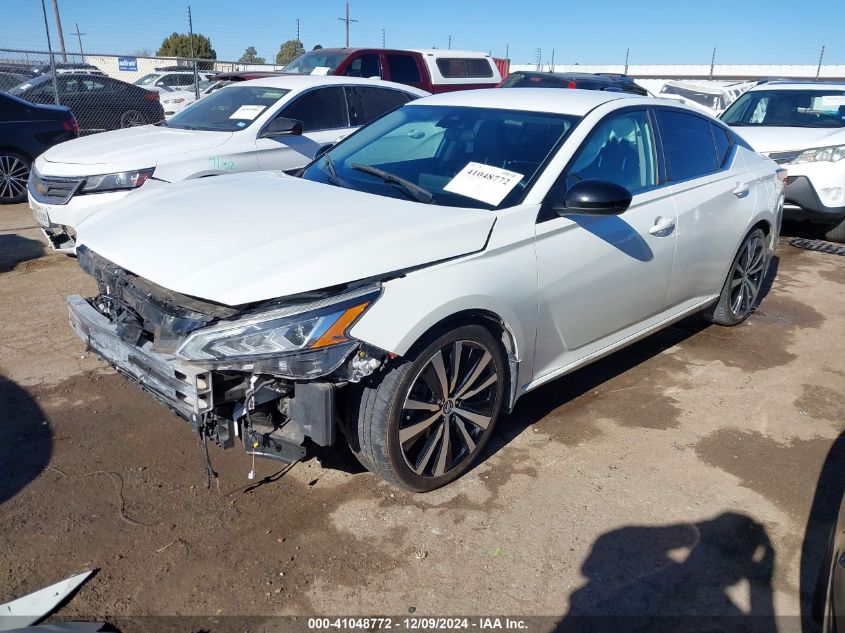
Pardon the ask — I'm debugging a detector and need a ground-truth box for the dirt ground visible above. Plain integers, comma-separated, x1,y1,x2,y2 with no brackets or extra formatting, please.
1,202,843,631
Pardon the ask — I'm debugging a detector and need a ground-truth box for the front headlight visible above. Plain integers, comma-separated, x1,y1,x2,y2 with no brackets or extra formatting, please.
81,168,154,193
176,286,380,377
788,145,845,165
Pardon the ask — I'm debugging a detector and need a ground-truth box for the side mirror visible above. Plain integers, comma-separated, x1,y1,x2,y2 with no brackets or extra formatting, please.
260,117,303,138
314,143,334,159
552,179,632,216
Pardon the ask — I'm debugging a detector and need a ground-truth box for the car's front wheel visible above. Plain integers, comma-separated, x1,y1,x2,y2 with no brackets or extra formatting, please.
0,151,31,205
705,227,769,326
353,324,506,491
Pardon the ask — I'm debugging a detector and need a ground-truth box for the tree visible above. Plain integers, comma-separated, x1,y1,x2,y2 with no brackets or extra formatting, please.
156,32,217,60
239,46,265,64
275,39,305,66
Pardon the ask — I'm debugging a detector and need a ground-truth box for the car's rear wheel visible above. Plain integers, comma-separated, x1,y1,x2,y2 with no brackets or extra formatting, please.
824,218,845,244
120,110,147,128
0,151,31,205
353,324,506,491
705,228,768,326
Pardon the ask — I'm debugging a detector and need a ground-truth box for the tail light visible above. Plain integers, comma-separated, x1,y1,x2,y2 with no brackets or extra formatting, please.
144,91,160,101
62,116,79,135
567,80,577,89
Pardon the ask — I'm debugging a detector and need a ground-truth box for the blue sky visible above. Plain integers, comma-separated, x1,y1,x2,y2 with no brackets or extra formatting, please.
1,0,840,66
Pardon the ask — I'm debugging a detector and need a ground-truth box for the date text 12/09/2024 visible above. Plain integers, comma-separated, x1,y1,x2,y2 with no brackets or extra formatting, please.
308,618,529,630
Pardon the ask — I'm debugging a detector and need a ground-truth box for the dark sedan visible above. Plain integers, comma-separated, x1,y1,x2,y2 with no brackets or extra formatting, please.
0,92,78,203
499,71,649,96
8,73,165,133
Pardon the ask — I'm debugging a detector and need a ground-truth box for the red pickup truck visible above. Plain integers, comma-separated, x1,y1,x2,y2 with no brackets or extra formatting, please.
281,48,506,93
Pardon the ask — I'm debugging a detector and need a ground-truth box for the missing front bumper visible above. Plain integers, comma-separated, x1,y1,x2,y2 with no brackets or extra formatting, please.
67,295,213,422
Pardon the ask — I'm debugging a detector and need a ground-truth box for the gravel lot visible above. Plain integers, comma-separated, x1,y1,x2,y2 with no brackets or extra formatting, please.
1,202,843,631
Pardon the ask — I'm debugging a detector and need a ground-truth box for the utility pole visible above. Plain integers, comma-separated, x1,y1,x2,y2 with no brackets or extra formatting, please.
550,48,555,71
188,5,199,99
448,35,452,50
505,43,509,60
72,23,86,60
535,48,542,71
296,18,301,43
381,29,385,48
709,46,716,79
338,2,358,48
816,45,826,78
50,0,67,62
624,48,629,74
39,0,59,104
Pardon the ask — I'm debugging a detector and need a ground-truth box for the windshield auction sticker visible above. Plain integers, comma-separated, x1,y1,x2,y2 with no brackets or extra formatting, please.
229,105,267,120
444,162,524,206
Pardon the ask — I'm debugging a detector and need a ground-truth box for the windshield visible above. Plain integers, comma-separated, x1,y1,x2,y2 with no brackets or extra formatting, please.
165,85,290,131
134,73,160,86
499,73,568,88
282,50,348,75
721,89,845,128
659,84,721,110
302,104,579,209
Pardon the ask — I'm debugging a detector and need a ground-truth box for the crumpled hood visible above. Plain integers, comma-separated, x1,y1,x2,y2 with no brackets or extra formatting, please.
732,126,845,154
41,124,231,167
76,171,496,306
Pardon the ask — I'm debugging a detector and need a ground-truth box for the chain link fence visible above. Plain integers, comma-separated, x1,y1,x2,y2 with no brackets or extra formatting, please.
0,47,291,134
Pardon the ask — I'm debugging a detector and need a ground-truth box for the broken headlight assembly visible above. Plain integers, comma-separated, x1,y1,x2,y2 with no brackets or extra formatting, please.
80,168,155,194
176,285,381,379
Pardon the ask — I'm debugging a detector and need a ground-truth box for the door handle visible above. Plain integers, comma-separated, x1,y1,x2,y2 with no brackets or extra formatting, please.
733,183,750,198
648,217,675,236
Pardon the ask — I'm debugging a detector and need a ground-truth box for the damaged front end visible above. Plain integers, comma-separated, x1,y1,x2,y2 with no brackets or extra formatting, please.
69,245,386,467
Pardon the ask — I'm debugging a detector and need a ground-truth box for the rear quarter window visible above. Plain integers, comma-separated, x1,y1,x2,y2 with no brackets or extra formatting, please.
435,58,494,79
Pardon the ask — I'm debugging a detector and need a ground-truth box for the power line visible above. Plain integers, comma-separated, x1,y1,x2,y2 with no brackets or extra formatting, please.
338,2,358,48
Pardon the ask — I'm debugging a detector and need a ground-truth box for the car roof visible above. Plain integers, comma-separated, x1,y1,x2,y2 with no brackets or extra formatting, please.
292,47,492,58
747,81,845,91
410,87,644,115
239,74,430,96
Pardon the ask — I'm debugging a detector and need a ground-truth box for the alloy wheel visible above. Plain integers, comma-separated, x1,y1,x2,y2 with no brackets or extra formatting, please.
121,110,146,127
729,233,766,319
0,155,29,202
399,340,499,478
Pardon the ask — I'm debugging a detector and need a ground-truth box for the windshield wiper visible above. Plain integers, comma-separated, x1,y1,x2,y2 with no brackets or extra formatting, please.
323,154,350,189
350,164,433,204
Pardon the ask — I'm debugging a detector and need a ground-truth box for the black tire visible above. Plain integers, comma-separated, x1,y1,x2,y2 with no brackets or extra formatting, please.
120,110,147,128
0,151,31,205
824,218,845,244
705,228,768,326
353,324,506,492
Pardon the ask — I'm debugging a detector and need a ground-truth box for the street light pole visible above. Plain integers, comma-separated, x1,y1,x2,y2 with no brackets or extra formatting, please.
51,0,67,62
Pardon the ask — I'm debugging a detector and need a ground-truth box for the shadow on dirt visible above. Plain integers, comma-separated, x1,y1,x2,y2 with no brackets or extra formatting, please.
0,375,52,504
0,234,45,273
556,512,778,633
801,431,845,632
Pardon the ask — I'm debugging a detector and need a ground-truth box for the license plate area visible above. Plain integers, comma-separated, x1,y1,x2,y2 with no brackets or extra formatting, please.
30,200,51,227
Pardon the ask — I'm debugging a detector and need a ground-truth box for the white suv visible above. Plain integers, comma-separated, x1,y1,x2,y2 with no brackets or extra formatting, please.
721,81,845,242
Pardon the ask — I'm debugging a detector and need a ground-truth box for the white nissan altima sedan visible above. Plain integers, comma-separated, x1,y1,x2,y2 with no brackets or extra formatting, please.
68,89,785,491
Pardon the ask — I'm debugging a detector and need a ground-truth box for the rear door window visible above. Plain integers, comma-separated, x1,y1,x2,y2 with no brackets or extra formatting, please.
386,54,421,84
345,86,414,126
656,110,719,181
281,86,349,131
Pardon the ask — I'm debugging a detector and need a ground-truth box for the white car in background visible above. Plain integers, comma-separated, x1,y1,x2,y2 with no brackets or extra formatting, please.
659,80,753,114
158,80,215,117
133,70,213,91
28,75,427,250
67,89,783,491
721,81,845,242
